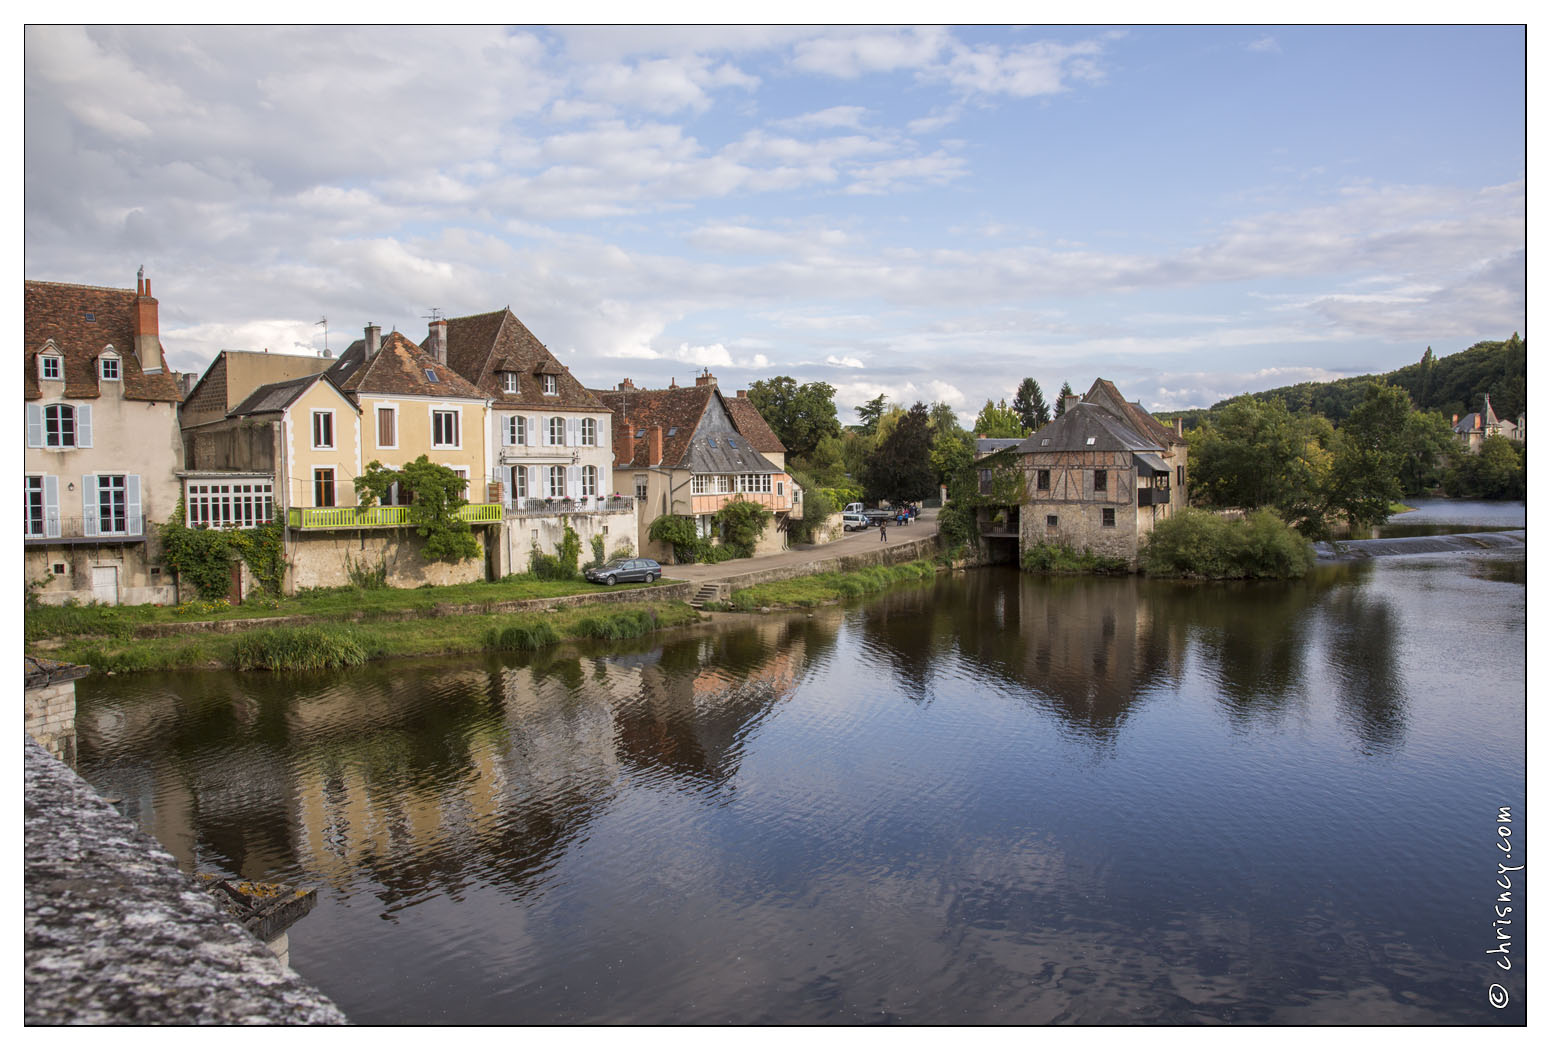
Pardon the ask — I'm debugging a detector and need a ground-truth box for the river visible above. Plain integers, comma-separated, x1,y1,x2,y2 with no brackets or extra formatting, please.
74,500,1526,1024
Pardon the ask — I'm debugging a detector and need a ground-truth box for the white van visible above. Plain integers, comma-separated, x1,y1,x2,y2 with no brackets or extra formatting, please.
841,512,870,531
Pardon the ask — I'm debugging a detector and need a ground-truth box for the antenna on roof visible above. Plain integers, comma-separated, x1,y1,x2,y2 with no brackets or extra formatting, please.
424,307,444,322
316,317,330,358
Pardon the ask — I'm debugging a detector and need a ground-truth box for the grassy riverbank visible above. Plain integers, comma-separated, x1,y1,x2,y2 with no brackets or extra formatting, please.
713,559,939,611
38,601,702,674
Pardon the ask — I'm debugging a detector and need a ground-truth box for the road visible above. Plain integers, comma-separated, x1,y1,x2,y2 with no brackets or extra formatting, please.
661,508,939,585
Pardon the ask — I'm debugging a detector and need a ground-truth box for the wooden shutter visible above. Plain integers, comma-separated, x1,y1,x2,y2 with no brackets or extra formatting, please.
43,475,60,538
76,405,93,448
126,475,143,534
567,464,579,498
81,475,98,536
26,404,43,447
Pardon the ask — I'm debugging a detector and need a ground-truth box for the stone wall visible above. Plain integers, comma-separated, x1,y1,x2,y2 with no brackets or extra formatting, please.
495,507,640,577
1022,501,1141,565
285,527,491,592
24,658,86,766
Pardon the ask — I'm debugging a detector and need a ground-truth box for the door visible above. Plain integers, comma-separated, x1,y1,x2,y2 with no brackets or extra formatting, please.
228,562,244,605
91,565,119,606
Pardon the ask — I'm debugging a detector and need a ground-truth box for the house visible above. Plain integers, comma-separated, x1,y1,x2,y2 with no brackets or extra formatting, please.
1010,379,1189,566
1452,395,1520,452
25,272,185,605
178,348,333,430
436,308,634,574
594,371,798,562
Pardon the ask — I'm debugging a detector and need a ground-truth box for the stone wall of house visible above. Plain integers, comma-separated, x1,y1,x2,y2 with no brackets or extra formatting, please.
1022,500,1142,565
26,542,178,607
285,527,491,592
495,506,641,577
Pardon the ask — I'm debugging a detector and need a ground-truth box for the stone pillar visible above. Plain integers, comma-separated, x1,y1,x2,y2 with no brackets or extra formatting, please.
24,657,88,767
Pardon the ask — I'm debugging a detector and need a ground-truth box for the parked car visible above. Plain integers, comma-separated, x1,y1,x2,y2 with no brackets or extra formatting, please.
841,512,871,531
584,558,663,586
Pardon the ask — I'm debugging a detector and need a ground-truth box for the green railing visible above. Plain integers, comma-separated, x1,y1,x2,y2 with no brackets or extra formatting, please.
287,503,502,529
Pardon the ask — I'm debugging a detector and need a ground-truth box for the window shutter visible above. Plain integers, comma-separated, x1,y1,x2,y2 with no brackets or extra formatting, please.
82,475,98,536
126,475,143,534
43,475,60,538
529,416,539,447
529,466,540,498
567,464,579,497
77,405,93,448
26,404,43,447
567,418,577,446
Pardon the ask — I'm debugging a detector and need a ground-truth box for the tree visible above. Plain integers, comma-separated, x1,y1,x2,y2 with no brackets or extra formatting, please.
1446,435,1525,499
1012,377,1051,432
1188,396,1312,512
1318,383,1413,530
861,401,936,504
929,426,975,490
854,393,889,435
973,398,1024,438
1054,381,1075,416
927,400,960,438
356,456,479,562
746,377,841,460
793,433,849,488
1397,410,1456,495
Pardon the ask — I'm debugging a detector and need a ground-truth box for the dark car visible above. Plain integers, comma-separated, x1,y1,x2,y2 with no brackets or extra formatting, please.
584,558,662,586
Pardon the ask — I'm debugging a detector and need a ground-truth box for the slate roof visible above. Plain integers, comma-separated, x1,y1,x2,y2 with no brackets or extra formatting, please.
975,437,1024,457
1016,400,1163,455
441,309,606,412
24,280,183,403
1085,378,1184,448
228,373,355,417
593,383,784,474
327,330,485,400
1454,397,1502,434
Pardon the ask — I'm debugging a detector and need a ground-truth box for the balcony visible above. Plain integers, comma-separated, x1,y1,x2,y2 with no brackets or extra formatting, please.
24,516,146,546
286,503,502,530
509,496,634,516
1138,487,1170,507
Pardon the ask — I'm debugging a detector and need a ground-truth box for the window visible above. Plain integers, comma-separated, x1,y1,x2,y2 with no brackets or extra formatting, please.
1046,515,1059,529
432,410,459,448
40,356,61,381
580,418,596,446
100,357,120,381
1036,469,1051,491
503,372,519,394
978,468,992,495
581,465,598,498
312,410,334,449
424,368,439,383
1093,469,1108,494
1085,437,1096,446
506,415,526,446
377,407,397,448
513,466,528,499
186,481,274,529
548,465,566,498
1177,465,1185,487
692,474,707,495
542,374,558,395
727,438,738,450
635,475,648,501
44,405,76,448
313,469,336,507
548,417,565,446
736,474,772,493
96,475,128,534
25,477,46,537
1102,507,1116,528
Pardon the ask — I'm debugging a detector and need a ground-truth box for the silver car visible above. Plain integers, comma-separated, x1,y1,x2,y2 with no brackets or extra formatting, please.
584,558,662,586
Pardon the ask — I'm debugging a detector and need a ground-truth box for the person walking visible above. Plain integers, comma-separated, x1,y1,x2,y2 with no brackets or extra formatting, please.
879,520,887,542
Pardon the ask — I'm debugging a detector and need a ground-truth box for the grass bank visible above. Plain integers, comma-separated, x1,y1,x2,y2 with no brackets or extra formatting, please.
42,601,702,674
715,559,938,611
24,573,665,643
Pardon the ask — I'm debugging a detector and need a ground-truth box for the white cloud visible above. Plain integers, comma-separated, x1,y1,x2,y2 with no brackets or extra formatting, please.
825,355,865,368
772,106,870,130
789,27,951,78
1248,36,1282,53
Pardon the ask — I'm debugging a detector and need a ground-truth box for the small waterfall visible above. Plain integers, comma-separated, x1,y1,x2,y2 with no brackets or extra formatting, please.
1314,530,1526,560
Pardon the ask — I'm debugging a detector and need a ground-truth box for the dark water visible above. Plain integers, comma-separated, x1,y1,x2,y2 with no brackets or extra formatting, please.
1377,497,1525,538
76,551,1526,1024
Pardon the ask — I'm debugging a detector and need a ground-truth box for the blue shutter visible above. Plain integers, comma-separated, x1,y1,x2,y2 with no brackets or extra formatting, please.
76,404,93,448
126,475,143,535
43,475,60,538
26,404,43,447
82,475,98,536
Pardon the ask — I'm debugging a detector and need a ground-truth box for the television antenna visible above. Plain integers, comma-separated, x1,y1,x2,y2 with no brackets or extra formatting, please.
316,317,331,358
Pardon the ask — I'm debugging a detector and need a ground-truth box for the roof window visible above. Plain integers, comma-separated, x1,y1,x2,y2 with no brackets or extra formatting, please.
707,437,717,448
425,368,439,383
1085,437,1096,446
1040,439,1050,446
667,427,678,436
636,429,645,438
727,438,738,449
83,311,95,323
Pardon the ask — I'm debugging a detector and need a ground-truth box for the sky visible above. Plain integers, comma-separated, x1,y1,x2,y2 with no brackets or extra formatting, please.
22,24,1528,425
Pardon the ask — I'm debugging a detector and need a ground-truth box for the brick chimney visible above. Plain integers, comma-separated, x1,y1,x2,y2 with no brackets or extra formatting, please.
132,268,164,373
1175,417,1184,437
618,378,635,391
647,425,663,466
695,370,716,387
365,323,382,361
1452,413,1459,425
427,318,448,365
669,377,679,389
736,389,748,399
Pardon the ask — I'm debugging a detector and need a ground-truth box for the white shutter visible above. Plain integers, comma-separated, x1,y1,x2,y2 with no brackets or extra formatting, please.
76,404,93,448
126,475,143,534
26,404,43,447
82,475,98,536
529,416,539,447
567,418,577,446
567,464,579,498
43,476,60,538
529,466,540,499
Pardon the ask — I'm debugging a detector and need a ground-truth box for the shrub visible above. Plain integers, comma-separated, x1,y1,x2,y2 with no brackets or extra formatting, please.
573,608,659,640
232,626,385,671
607,540,635,561
1021,542,1129,575
585,534,607,571
530,523,583,580
1139,509,1314,579
485,618,561,651
648,515,702,563
345,555,388,590
787,486,836,545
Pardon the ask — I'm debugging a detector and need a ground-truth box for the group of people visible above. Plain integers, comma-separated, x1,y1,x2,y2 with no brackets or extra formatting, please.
878,504,918,541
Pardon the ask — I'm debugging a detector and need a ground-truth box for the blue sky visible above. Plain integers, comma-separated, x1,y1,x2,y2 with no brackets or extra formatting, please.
23,25,1526,424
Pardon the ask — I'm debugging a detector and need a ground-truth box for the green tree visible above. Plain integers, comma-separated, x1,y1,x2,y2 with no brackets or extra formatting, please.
1397,409,1457,495
793,433,849,488
1188,396,1313,512
854,393,889,435
861,402,936,504
356,456,480,562
1012,377,1051,432
972,398,1024,438
715,497,773,557
746,377,841,460
1054,381,1075,416
1318,383,1413,530
929,426,975,490
1446,435,1525,499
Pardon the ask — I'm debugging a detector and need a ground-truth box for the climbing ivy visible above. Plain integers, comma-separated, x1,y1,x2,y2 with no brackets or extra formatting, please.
158,504,287,600
356,456,480,563
714,498,772,558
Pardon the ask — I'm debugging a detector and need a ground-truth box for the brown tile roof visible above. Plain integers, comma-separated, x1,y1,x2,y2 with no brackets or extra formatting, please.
328,331,485,400
441,308,606,412
24,280,183,403
725,395,786,454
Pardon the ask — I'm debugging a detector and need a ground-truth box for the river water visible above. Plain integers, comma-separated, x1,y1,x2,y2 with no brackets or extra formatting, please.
74,503,1526,1024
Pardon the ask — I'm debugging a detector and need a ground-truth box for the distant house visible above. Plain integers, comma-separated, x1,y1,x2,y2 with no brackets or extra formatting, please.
1452,395,1520,452
594,371,798,562
25,272,185,605
1011,379,1189,566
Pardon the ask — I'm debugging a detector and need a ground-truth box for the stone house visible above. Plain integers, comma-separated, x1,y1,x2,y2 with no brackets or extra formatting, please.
1013,379,1189,567
1452,395,1521,452
24,272,185,605
436,308,635,574
594,372,798,562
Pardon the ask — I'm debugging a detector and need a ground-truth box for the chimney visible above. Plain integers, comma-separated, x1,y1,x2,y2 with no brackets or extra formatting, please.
1175,417,1184,437
1452,413,1459,425
669,377,679,389
695,370,716,387
647,425,663,466
736,389,747,399
1063,394,1081,413
365,323,382,360
618,377,635,391
132,268,164,373
427,318,448,365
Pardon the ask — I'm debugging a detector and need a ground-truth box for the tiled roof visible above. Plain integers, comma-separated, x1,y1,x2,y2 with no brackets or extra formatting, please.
1016,400,1162,455
725,395,787,454
595,385,716,468
441,309,606,412
328,331,485,400
24,280,183,403
1085,378,1183,447
229,373,355,417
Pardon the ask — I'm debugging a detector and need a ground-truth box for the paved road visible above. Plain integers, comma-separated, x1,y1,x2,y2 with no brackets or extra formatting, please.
662,508,939,585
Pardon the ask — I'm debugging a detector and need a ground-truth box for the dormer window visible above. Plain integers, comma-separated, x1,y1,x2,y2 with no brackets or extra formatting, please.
502,372,519,394
40,355,62,381
542,374,558,395
99,356,120,381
